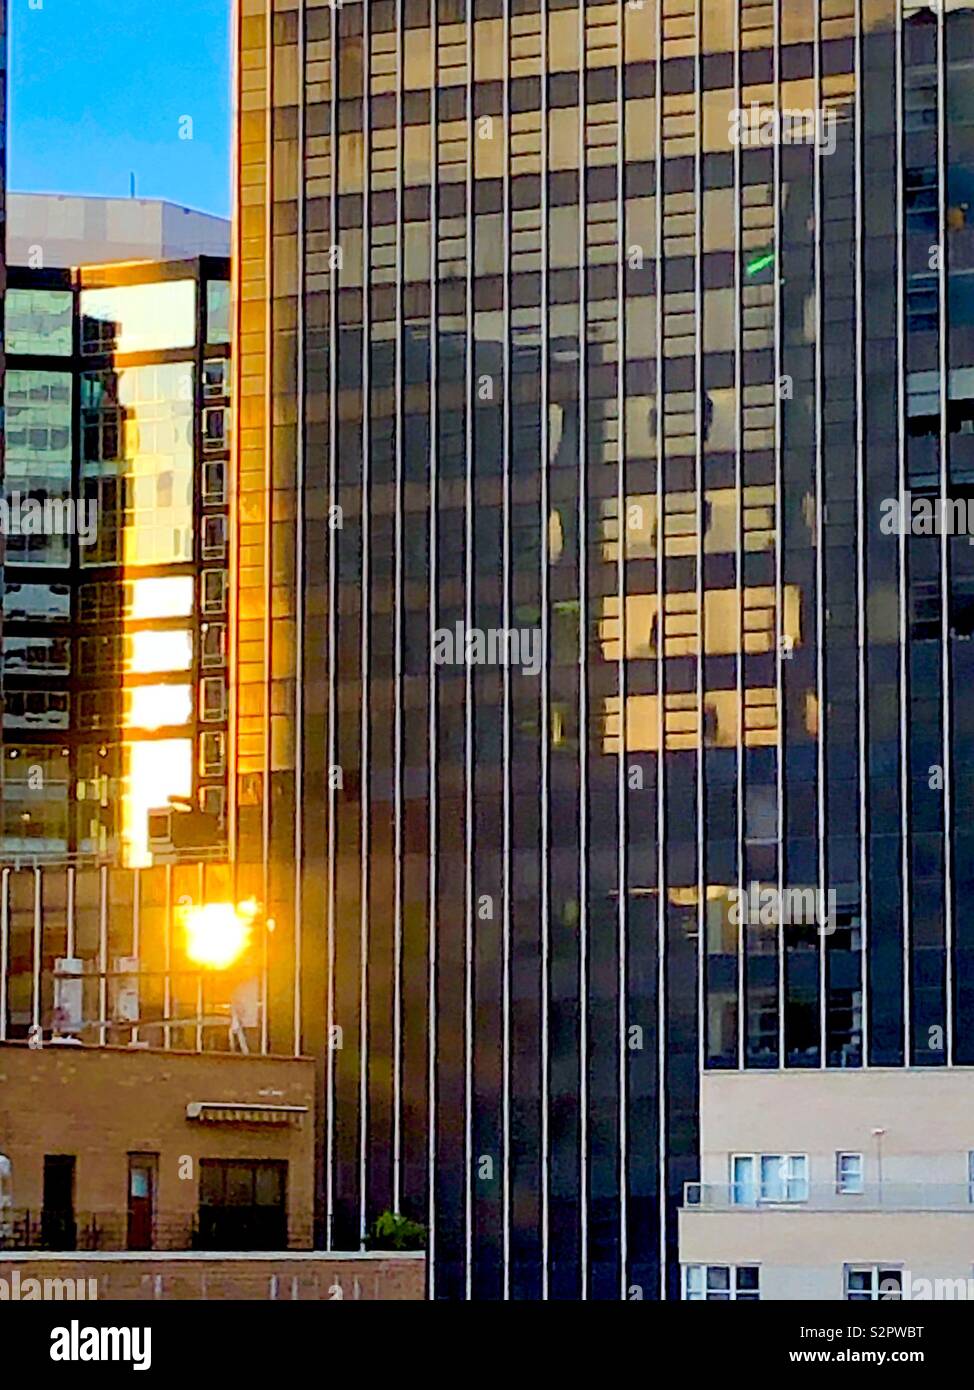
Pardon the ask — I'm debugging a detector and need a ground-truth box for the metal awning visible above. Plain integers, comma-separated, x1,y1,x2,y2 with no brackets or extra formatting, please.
186,1102,307,1126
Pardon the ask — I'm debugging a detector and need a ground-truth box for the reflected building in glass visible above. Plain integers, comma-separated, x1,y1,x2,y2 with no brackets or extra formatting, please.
235,0,974,1299
1,258,231,866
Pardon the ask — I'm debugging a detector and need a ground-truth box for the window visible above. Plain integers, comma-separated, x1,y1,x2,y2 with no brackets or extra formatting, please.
202,571,227,614
202,515,227,559
200,678,227,723
4,582,71,622
203,460,226,504
197,1159,287,1251
968,1151,974,1204
200,732,226,776
206,281,231,345
203,407,228,452
1,636,70,674
836,1152,864,1195
203,358,229,399
201,622,226,669
732,1154,809,1205
684,1265,760,1302
3,690,69,731
80,281,196,356
5,289,73,356
845,1267,902,1301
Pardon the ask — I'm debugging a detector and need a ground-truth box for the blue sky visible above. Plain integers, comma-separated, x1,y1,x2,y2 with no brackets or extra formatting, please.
9,0,231,218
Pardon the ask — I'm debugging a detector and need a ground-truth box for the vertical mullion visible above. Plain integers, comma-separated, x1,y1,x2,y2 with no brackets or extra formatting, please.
500,0,516,1301
617,0,630,1303
654,0,666,1301
294,0,307,1060
577,0,590,1303
0,868,9,1040
735,0,745,1074
392,0,405,1215
774,0,786,1072
32,867,42,1036
896,0,910,1064
815,0,827,1071
937,0,954,1066
324,0,339,1252
855,0,868,1067
426,0,441,1301
358,0,372,1247
694,0,705,1097
261,0,274,1058
463,0,475,1302
164,862,172,1050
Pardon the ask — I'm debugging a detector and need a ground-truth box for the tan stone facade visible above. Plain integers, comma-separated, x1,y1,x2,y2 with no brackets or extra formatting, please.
679,1071,974,1300
0,1042,315,1248
0,1252,425,1301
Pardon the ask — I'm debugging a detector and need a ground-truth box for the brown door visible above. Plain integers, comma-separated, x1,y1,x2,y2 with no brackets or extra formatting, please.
127,1154,157,1250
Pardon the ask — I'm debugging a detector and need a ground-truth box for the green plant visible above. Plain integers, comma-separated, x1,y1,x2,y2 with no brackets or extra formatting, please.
368,1209,426,1251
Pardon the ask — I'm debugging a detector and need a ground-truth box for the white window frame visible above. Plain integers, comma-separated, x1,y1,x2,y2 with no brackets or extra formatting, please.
202,571,227,615
200,731,226,777
200,677,227,723
683,1264,760,1301
731,1152,809,1205
844,1265,902,1301
202,514,227,560
836,1151,864,1195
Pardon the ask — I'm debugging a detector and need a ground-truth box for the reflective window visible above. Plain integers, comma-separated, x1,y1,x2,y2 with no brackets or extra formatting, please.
206,280,231,345
5,289,73,356
3,370,73,567
80,280,196,355
81,364,194,566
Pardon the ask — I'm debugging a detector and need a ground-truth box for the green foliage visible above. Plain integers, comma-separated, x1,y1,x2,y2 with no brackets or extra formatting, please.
368,1209,427,1251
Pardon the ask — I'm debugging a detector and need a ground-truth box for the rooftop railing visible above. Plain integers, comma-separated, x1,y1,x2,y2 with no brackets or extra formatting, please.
0,1209,313,1253
684,1181,974,1212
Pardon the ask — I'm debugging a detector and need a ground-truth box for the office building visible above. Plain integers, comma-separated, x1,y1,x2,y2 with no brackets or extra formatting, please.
7,194,230,270
225,0,974,1301
2,256,232,866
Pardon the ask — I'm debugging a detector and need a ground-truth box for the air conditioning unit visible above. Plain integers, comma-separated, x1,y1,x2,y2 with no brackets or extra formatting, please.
112,956,140,1024
147,804,222,862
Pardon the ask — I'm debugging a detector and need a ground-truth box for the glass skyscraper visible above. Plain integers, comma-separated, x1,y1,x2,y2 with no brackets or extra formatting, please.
234,0,974,1299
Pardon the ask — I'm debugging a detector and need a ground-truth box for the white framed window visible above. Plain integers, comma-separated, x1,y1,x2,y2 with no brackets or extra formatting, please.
200,677,227,723
732,1153,808,1205
836,1152,864,1195
201,622,226,670
199,731,225,777
203,406,228,452
202,515,227,559
203,460,226,504
202,570,227,615
203,358,229,399
844,1266,902,1301
683,1265,760,1302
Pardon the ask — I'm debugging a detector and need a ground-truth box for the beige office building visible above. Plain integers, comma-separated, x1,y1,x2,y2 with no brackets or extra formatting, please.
679,1071,974,1301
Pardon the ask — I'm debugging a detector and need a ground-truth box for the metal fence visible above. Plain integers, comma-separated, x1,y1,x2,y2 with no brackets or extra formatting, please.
0,1209,312,1253
684,1181,974,1212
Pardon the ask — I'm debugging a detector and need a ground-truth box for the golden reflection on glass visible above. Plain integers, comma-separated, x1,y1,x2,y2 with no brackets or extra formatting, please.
123,739,192,869
124,684,193,732
125,629,193,675
601,488,777,561
602,687,785,754
600,585,801,661
128,576,194,620
80,281,196,356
